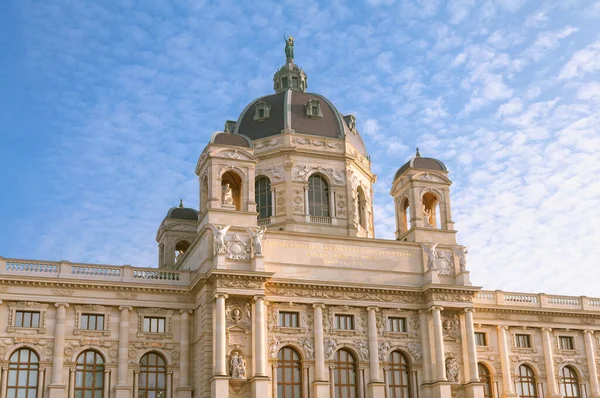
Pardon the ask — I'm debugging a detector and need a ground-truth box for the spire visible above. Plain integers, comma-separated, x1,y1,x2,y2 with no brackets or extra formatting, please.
179,199,184,208
415,147,421,157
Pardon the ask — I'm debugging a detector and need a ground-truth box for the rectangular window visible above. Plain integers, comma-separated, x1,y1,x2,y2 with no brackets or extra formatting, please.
81,314,105,331
334,314,354,330
282,77,288,88
387,317,407,332
475,332,487,346
559,336,574,350
515,334,532,348
311,105,318,116
278,312,299,328
143,317,166,333
14,311,40,328
292,76,299,88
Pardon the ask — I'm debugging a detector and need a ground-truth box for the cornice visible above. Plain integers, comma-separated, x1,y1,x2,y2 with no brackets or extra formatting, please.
474,306,600,319
0,279,190,295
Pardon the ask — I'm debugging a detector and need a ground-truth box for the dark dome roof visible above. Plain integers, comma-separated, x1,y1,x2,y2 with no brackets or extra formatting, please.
394,151,447,180
211,131,252,147
166,201,198,221
232,90,368,156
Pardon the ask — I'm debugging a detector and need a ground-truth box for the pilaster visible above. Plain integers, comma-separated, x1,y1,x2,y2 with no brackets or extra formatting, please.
48,302,69,398
497,326,517,397
115,305,132,398
584,330,600,398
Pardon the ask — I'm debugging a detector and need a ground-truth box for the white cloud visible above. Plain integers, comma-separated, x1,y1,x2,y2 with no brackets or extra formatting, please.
496,98,523,118
524,9,549,28
577,82,600,100
447,0,475,24
559,40,600,79
522,26,577,61
494,0,526,12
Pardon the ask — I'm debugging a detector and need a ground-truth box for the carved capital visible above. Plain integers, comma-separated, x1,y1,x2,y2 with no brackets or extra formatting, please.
429,306,443,313
496,325,509,331
215,294,229,300
462,308,475,314
55,302,69,308
366,306,379,312
118,306,133,311
180,309,194,315
253,295,265,302
312,303,326,310
541,327,553,333
583,330,595,335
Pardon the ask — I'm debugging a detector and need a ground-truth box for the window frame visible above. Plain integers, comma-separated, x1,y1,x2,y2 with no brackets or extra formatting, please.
255,176,273,221
514,333,533,349
6,348,40,398
14,310,41,328
308,174,330,218
8,302,48,334
137,308,173,339
478,363,494,398
278,311,300,328
387,350,411,398
138,352,167,398
74,350,105,398
475,332,488,347
387,317,407,333
277,347,302,398
333,349,358,398
74,305,112,336
515,364,538,398
559,365,581,398
334,314,355,331
559,336,575,350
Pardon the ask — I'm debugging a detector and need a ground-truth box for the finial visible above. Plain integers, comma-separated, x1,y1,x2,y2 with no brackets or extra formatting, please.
284,34,294,62
179,199,184,208
416,147,421,157
224,121,230,133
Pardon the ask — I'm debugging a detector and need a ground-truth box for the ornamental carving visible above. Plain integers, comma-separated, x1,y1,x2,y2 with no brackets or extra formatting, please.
427,292,473,303
226,303,252,326
257,166,284,182
324,339,337,359
218,164,247,177
51,289,74,296
292,137,343,150
407,342,422,361
217,279,263,289
268,337,280,359
225,234,251,261
442,314,460,338
216,151,251,161
302,339,314,359
292,165,346,185
379,342,391,362
417,173,444,182
265,286,423,304
115,292,137,300
254,138,281,149
445,356,460,384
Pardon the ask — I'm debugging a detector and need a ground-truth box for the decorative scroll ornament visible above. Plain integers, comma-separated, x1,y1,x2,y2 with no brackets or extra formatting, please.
225,234,251,261
435,252,454,276
208,224,231,255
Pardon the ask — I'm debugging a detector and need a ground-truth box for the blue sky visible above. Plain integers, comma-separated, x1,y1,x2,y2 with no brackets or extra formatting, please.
1,0,599,296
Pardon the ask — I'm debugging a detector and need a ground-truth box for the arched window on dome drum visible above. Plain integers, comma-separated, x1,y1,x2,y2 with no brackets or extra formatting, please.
75,350,105,398
559,366,580,397
422,192,439,228
255,177,272,220
399,197,411,233
308,175,330,218
276,347,302,398
387,351,411,398
200,176,208,212
478,363,493,398
333,349,357,398
7,348,39,398
175,240,190,263
516,364,538,398
139,352,167,398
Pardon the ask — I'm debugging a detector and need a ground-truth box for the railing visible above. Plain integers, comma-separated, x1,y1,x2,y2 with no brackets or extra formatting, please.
0,257,189,285
258,217,271,226
310,216,332,225
474,290,600,311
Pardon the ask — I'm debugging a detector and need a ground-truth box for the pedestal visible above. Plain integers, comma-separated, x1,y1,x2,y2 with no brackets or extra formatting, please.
424,268,440,284
176,386,194,398
367,381,386,398
251,254,264,271
214,253,227,269
312,380,331,398
48,384,66,398
429,381,452,398
250,376,269,398
210,375,230,398
114,385,131,398
455,271,471,285
464,382,485,398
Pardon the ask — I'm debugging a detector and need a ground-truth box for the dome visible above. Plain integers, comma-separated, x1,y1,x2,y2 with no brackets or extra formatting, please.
165,200,199,221
394,149,447,180
211,125,253,148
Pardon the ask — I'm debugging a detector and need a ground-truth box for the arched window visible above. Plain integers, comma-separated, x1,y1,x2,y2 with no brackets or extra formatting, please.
175,240,190,263
387,351,411,398
516,364,537,398
333,349,357,398
255,177,272,220
422,192,439,228
277,347,302,398
139,352,167,398
308,175,329,217
399,197,411,233
7,348,39,398
200,176,208,212
357,187,366,228
559,366,580,398
478,363,493,398
75,350,105,398
221,171,242,210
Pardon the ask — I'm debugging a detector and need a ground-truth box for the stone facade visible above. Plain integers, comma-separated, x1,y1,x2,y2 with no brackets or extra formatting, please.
1,48,598,398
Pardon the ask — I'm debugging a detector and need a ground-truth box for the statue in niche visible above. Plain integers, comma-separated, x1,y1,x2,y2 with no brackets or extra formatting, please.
229,351,246,380
420,242,438,270
446,357,460,384
453,246,468,272
222,183,234,206
268,337,280,358
246,226,267,256
303,339,314,359
284,35,294,59
423,203,432,226
324,339,337,358
357,341,369,361
208,224,231,254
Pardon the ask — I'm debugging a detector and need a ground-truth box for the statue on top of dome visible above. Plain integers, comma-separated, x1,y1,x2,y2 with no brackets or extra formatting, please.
284,35,294,60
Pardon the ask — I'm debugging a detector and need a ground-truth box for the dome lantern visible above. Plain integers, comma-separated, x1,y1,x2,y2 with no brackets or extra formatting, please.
273,36,307,93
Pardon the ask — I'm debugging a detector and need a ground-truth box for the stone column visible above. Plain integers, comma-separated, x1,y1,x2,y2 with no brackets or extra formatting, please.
271,188,276,217
541,328,560,397
302,365,310,398
37,367,45,398
0,366,8,398
68,368,75,398
463,309,484,398
430,306,446,382
115,306,132,398
583,330,600,397
166,371,173,398
214,294,228,376
357,367,365,398
103,370,110,398
496,326,516,397
418,310,433,383
49,302,69,398
133,370,139,398
254,295,266,377
329,366,335,398
304,186,310,216
212,294,229,398
313,304,330,398
272,364,278,398
179,309,193,398
367,307,385,397
329,190,336,218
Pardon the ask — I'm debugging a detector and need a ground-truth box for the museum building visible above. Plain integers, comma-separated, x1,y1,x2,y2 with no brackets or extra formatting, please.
1,40,599,398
